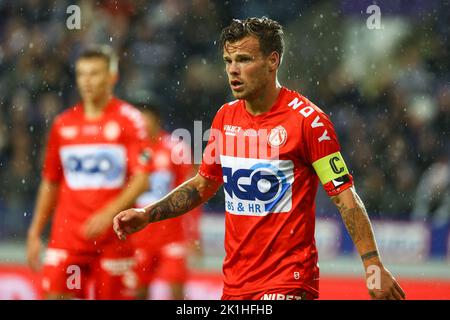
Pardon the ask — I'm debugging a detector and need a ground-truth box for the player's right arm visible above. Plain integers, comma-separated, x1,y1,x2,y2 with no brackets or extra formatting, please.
113,173,221,240
26,119,62,271
114,105,225,240
301,102,405,300
26,179,59,271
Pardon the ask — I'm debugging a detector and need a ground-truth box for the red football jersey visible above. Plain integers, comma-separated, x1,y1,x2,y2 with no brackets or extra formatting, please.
42,97,149,253
199,87,353,297
132,132,200,247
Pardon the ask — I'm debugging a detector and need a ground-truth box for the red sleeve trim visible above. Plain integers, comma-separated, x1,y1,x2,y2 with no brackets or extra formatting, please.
323,173,354,197
198,169,223,182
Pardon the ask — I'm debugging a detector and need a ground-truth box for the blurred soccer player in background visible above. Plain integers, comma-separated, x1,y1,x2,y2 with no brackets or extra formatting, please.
130,104,202,300
26,46,150,299
113,17,406,300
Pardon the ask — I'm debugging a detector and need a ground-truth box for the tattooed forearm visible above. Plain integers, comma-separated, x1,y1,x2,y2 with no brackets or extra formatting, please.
332,194,373,246
340,207,362,243
332,189,382,267
146,184,202,223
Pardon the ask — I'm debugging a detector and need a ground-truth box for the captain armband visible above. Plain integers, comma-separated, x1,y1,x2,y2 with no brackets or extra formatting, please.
312,152,354,196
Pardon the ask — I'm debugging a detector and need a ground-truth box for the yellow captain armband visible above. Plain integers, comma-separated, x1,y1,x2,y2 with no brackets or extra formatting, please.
312,152,349,185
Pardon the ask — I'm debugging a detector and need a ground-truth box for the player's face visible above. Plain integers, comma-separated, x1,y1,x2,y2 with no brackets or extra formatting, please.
223,36,274,100
76,58,115,103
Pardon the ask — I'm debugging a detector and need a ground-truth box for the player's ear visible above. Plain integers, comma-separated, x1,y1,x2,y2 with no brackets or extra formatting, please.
268,51,280,72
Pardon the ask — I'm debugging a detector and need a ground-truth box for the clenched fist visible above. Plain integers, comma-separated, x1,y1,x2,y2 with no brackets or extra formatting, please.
113,208,149,240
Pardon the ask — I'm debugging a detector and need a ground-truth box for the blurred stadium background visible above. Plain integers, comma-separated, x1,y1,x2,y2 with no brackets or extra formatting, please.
0,0,449,299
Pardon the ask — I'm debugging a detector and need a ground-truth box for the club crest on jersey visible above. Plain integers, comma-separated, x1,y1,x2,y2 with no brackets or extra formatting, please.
221,155,293,216
104,121,121,140
268,125,287,147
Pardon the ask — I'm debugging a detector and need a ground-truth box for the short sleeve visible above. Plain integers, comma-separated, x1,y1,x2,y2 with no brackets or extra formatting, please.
198,110,224,182
42,121,63,182
301,106,353,196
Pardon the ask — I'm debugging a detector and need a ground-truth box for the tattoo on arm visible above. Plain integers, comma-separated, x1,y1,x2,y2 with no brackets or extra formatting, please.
147,184,202,223
361,250,379,261
332,193,376,247
332,191,381,266
332,196,362,243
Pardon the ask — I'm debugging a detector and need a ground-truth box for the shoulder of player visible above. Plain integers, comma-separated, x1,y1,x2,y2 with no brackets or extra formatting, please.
282,89,331,125
51,103,81,127
208,99,241,128
112,99,143,124
159,132,178,149
112,99,147,134
216,99,240,116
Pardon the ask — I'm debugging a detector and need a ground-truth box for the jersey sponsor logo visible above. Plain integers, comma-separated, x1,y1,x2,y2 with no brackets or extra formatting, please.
221,155,293,216
60,144,126,189
268,125,287,147
288,97,331,142
59,126,78,139
103,121,120,140
318,130,331,142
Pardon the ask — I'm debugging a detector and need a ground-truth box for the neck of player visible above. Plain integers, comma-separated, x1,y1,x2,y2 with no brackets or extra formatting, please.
83,93,113,120
245,80,282,116
149,128,161,142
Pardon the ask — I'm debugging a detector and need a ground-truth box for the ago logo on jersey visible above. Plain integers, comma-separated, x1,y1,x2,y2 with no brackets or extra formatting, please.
220,155,294,216
60,144,126,189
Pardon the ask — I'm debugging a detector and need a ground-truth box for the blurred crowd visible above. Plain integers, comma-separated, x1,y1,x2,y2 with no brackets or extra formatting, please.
0,0,448,238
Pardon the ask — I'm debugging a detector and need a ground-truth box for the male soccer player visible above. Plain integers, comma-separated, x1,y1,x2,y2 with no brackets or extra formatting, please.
26,46,150,299
130,104,202,300
113,17,406,300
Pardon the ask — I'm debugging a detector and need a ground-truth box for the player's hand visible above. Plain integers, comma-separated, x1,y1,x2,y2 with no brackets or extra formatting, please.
82,211,114,240
113,208,149,240
26,234,43,271
366,265,406,300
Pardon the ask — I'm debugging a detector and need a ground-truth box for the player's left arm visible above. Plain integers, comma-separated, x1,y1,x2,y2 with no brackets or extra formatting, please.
330,187,406,300
302,104,406,300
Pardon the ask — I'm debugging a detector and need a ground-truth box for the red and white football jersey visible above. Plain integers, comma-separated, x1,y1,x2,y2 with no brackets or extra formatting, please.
42,97,149,253
199,87,353,297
